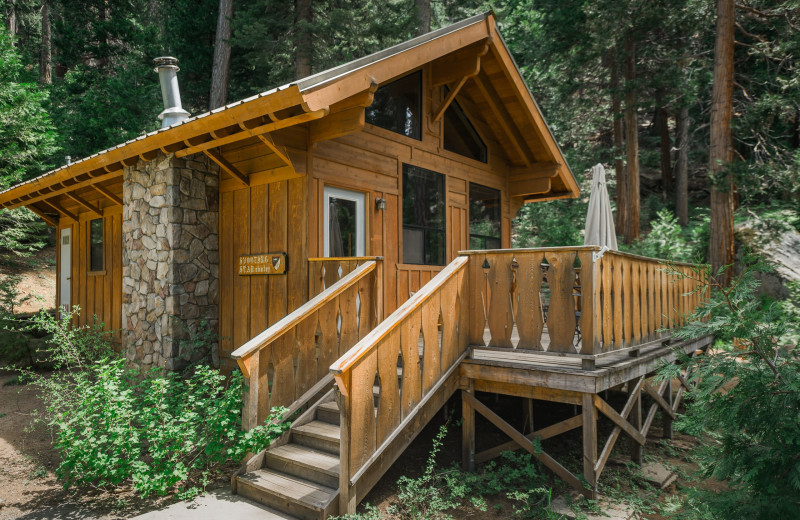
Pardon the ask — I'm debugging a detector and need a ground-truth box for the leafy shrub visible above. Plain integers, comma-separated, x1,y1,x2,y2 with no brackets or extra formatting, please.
659,257,800,519
23,310,287,499
624,209,691,262
386,421,557,519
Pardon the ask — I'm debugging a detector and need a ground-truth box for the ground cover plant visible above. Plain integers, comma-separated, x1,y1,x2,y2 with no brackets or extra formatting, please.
9,308,287,500
658,256,800,518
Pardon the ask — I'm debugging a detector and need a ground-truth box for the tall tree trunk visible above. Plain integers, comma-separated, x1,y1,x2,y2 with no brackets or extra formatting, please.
709,0,735,283
675,105,689,226
39,0,51,84
209,0,234,110
655,92,672,196
5,0,17,39
294,0,312,79
415,0,430,36
624,34,640,244
611,45,626,233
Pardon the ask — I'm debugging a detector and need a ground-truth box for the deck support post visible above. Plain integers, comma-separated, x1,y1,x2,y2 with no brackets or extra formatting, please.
663,380,674,439
336,385,357,516
461,386,475,472
582,393,598,499
629,383,643,465
523,398,534,434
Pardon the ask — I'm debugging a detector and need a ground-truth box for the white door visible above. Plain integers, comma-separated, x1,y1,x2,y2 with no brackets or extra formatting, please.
323,186,366,257
59,228,71,310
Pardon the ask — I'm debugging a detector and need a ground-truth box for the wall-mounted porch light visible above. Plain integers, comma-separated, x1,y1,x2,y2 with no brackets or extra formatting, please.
375,197,387,211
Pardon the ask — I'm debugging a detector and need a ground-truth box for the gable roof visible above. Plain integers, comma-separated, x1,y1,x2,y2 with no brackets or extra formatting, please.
0,12,578,219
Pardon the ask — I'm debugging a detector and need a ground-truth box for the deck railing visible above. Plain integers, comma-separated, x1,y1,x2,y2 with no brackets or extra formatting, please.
232,260,380,430
308,256,382,297
462,247,705,358
329,256,470,510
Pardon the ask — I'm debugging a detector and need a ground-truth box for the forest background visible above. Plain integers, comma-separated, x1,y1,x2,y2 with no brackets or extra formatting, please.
0,0,798,275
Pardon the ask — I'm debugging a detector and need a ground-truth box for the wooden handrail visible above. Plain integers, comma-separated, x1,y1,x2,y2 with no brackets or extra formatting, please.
329,255,469,379
601,249,701,268
232,260,377,376
307,256,383,263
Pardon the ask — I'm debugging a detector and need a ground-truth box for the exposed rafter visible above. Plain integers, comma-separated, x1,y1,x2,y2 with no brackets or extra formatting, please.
473,74,534,167
65,192,103,217
257,134,293,169
28,205,58,226
204,149,249,186
40,199,78,222
16,170,121,209
92,184,123,206
175,109,328,158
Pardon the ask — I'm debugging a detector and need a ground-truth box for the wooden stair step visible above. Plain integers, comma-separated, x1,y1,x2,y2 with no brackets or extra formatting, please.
316,401,340,425
292,420,341,454
236,468,337,520
265,443,340,488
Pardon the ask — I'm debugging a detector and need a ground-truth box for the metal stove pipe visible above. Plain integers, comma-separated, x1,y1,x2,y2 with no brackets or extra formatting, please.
153,56,190,128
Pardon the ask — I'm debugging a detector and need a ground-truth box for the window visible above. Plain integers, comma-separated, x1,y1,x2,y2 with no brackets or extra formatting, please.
469,183,501,250
444,99,487,163
365,71,421,140
89,218,104,271
403,165,446,265
323,186,366,257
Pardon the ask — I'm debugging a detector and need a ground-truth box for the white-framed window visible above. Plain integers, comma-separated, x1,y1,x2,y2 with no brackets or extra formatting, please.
323,186,366,257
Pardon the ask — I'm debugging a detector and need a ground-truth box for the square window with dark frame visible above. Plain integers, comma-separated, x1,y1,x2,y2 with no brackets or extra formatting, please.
89,218,104,271
365,71,422,140
402,165,446,265
469,183,501,250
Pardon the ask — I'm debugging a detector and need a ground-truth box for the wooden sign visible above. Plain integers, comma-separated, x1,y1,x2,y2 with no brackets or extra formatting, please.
238,253,287,275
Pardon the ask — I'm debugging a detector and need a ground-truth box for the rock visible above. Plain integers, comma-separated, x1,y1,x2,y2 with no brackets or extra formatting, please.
549,496,637,520
735,218,800,300
640,462,677,490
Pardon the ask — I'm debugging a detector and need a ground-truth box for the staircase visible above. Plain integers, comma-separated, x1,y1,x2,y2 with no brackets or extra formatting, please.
230,256,470,518
235,394,343,519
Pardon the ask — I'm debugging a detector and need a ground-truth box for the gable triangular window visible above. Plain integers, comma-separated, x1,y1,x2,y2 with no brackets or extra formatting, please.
443,98,487,163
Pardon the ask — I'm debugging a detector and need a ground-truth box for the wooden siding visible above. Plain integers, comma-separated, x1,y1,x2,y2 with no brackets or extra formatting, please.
57,207,123,338
218,175,308,372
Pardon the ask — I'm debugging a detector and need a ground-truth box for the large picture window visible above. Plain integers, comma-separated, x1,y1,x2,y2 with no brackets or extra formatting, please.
403,165,446,265
365,71,421,140
89,218,104,271
469,183,501,250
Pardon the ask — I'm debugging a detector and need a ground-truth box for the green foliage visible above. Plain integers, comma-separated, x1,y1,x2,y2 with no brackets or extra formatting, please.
657,257,800,519
0,23,59,188
369,420,559,519
0,207,49,257
20,310,286,498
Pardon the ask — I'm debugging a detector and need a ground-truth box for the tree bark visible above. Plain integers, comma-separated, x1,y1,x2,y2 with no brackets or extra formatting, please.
4,0,16,38
415,0,430,36
209,0,234,110
39,0,51,84
624,34,640,244
294,0,312,79
675,105,689,226
655,92,672,196
611,45,626,234
709,0,735,283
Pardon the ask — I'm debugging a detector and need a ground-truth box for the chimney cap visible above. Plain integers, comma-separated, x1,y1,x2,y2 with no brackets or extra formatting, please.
153,56,179,71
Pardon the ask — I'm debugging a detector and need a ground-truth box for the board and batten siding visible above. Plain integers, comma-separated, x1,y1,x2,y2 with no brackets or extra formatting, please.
218,176,308,373
56,207,123,339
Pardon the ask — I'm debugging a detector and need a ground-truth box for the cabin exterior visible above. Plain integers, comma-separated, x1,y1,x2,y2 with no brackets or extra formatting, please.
0,12,710,516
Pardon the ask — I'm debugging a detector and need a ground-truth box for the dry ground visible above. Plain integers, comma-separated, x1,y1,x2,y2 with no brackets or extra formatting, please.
0,246,57,315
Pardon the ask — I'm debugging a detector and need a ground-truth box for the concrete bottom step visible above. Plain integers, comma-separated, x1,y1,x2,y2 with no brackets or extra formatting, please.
236,468,338,520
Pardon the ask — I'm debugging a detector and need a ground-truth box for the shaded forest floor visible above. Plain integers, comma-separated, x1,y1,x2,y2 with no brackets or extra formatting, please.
0,370,722,519
0,246,57,315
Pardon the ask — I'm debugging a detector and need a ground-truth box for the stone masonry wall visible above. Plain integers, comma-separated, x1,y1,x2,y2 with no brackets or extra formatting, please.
122,153,220,371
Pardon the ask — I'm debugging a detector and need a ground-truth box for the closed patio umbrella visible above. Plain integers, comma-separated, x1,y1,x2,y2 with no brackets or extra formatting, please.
583,163,618,250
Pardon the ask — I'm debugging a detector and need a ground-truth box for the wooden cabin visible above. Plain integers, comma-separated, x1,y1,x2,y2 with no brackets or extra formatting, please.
0,12,711,518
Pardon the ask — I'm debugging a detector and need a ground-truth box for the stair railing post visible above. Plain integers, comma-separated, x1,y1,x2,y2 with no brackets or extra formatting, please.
335,375,356,515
